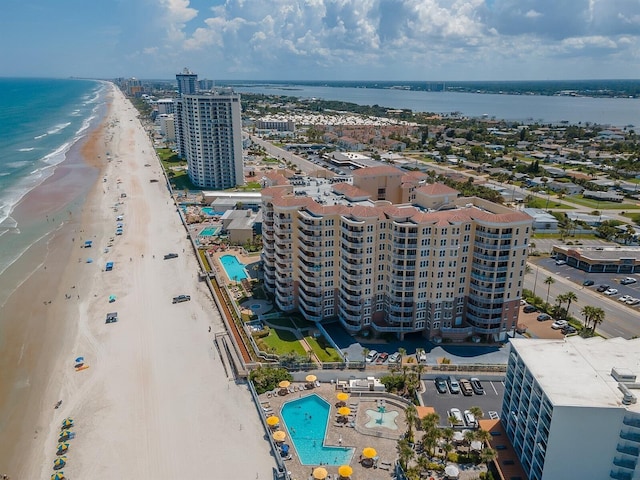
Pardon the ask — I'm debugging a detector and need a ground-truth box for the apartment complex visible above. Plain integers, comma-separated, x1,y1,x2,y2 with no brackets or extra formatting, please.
261,167,532,342
174,70,244,189
503,337,640,480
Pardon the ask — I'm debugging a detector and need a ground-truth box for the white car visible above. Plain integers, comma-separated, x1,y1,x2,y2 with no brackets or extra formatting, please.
365,350,378,363
555,259,567,265
551,320,568,330
464,410,477,427
448,408,464,426
627,298,640,306
604,288,618,296
619,295,632,303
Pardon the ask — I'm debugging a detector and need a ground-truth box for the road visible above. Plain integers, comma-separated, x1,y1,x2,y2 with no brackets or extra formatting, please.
524,262,640,339
250,135,329,176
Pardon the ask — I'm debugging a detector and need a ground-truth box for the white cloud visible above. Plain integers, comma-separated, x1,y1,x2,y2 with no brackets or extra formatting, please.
525,9,541,18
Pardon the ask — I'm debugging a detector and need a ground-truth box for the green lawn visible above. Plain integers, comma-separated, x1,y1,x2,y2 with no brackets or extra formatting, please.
622,212,640,224
566,195,640,210
261,329,306,356
526,197,575,209
155,148,198,191
305,335,342,362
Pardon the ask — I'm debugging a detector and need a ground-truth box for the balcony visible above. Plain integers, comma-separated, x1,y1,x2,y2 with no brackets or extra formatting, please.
623,416,640,429
274,243,291,256
610,470,633,480
299,295,323,314
299,240,323,253
276,283,294,296
341,270,363,282
339,317,361,331
389,303,414,314
613,457,637,470
392,251,417,261
338,305,361,322
275,296,295,312
339,285,362,300
298,270,320,285
474,240,513,251
298,249,321,263
466,304,504,315
620,431,640,443
440,326,473,335
371,322,415,333
475,231,513,239
617,444,640,457
472,261,509,273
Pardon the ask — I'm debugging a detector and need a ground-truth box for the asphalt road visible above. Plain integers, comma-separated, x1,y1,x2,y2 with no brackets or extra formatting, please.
250,135,328,176
524,260,640,339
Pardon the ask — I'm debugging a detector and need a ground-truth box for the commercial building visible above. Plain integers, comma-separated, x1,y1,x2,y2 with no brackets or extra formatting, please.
502,336,640,480
261,167,532,342
174,70,243,189
553,245,640,273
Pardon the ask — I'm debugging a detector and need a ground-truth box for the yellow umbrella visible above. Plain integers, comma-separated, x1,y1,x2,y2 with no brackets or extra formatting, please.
336,392,349,402
51,473,66,480
338,406,351,416
362,447,377,459
313,467,328,479
273,430,286,442
56,442,69,454
338,465,353,478
266,416,280,426
305,374,317,383
53,456,67,469
278,380,291,389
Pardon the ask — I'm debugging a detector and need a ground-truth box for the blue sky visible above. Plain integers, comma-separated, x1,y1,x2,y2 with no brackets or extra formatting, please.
2,0,639,81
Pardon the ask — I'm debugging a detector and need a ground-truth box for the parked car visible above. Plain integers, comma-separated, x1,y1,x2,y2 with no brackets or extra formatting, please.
365,350,378,363
523,305,538,313
619,295,632,303
596,284,610,292
627,298,640,306
163,253,179,260
448,408,464,426
459,379,473,396
537,313,551,321
416,349,427,363
555,259,567,265
470,378,485,395
582,279,595,286
551,320,568,330
172,294,191,304
464,410,477,428
448,376,461,394
376,352,389,364
621,277,637,285
562,325,577,335
434,377,448,394
388,352,401,363
604,288,619,296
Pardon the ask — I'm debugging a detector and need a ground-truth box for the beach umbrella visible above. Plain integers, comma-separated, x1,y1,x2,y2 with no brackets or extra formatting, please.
51,472,66,480
312,467,328,480
61,418,74,429
338,407,351,417
336,392,349,402
58,431,73,442
266,416,280,427
338,465,353,478
56,443,69,455
278,380,291,389
273,431,286,442
109,294,116,303
362,447,377,459
53,457,67,470
305,374,317,383
86,258,93,263
75,357,84,363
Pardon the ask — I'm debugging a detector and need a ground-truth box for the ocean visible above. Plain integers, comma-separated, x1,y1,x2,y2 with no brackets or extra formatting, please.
0,78,105,292
233,84,640,127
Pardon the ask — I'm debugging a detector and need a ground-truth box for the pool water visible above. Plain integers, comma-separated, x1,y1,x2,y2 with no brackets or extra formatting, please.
202,207,225,216
281,394,353,466
220,254,248,281
199,226,219,237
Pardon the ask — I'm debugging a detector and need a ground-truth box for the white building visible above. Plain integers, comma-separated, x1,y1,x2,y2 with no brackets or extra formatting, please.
156,98,175,115
157,114,175,142
502,336,640,480
175,71,244,189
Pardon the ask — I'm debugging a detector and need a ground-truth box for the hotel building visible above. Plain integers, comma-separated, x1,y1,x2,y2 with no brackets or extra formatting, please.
174,70,243,189
261,166,532,342
502,336,640,480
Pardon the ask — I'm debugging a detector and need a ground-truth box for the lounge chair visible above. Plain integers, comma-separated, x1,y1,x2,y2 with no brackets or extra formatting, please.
315,380,321,387
266,392,272,398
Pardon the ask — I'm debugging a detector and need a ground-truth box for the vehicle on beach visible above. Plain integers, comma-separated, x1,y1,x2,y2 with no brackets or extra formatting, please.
172,295,191,304
164,253,179,260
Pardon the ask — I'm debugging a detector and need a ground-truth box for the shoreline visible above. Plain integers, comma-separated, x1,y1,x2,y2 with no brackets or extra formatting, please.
2,84,276,478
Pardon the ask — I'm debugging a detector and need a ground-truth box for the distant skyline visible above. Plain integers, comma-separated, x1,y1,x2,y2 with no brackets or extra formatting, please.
2,0,640,81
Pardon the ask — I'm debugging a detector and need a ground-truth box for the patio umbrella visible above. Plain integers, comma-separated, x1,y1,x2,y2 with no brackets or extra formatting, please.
51,472,65,480
53,457,67,470
56,443,69,455
273,431,286,442
338,465,353,478
362,447,377,459
278,380,291,389
266,416,280,427
336,392,349,402
313,467,328,480
338,407,351,416
445,464,460,479
305,374,317,383
452,431,464,443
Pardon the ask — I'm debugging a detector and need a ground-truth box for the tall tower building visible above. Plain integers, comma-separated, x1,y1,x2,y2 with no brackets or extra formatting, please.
175,70,244,189
176,68,198,95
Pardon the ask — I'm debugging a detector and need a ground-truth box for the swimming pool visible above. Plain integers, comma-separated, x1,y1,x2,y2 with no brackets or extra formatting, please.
199,226,219,237
220,254,248,281
281,394,353,466
202,207,225,216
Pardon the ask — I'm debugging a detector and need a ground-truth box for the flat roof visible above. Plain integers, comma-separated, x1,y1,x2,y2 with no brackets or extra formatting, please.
554,245,640,262
511,337,640,411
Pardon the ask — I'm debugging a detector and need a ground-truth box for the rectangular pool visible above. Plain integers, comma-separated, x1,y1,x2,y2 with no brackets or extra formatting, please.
220,254,248,281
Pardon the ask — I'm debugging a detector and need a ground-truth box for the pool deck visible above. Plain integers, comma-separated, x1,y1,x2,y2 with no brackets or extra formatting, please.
259,383,405,480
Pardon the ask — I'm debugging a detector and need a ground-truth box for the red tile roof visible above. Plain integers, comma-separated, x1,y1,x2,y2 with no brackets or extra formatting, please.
416,183,460,196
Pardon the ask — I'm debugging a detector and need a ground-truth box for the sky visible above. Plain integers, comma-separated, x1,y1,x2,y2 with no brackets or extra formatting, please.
2,0,640,81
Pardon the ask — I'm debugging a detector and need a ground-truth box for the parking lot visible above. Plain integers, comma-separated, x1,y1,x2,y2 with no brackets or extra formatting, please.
420,376,505,427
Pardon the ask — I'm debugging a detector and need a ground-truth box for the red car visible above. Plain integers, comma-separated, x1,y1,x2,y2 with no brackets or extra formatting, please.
376,352,389,364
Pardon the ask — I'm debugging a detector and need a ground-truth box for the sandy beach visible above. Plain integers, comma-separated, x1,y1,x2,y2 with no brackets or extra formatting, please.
1,84,275,479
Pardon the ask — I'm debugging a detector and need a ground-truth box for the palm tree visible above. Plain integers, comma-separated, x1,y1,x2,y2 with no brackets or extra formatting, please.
405,404,418,443
590,307,605,333
398,347,407,364
396,437,415,470
469,406,484,423
563,291,578,319
544,276,555,305
581,305,596,331
463,429,476,453
480,447,498,471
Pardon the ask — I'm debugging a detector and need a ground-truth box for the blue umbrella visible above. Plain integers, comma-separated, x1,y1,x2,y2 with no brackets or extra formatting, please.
75,357,84,363
86,258,93,263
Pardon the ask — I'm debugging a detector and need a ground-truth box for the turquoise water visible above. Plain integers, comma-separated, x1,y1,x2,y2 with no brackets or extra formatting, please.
281,394,354,466
201,207,225,216
199,226,219,236
220,254,247,281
